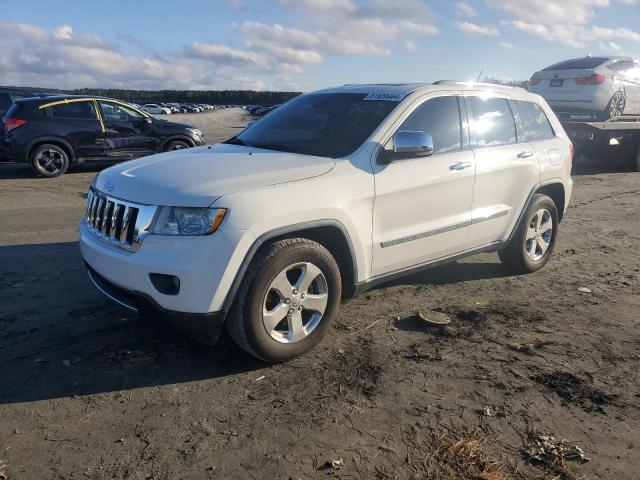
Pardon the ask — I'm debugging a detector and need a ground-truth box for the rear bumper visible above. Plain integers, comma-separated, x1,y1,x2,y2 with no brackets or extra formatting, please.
87,265,226,344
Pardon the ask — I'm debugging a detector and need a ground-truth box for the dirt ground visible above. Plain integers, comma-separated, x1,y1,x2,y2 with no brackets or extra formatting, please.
1,108,639,479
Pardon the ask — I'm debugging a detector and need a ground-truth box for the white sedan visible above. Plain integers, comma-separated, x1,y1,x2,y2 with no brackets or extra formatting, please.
141,104,171,114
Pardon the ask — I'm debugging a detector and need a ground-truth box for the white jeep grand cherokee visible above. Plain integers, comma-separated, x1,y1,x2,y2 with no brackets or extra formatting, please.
79,82,573,362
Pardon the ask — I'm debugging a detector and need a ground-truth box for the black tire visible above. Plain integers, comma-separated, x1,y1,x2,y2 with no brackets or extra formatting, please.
164,140,190,152
499,194,559,274
605,91,626,119
30,143,70,178
630,147,640,172
226,238,342,362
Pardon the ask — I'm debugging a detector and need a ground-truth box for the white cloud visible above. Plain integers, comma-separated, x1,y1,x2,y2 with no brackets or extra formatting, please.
455,2,477,17
278,0,356,12
499,41,514,49
455,21,500,37
488,0,610,25
182,42,271,68
406,39,417,51
0,21,284,90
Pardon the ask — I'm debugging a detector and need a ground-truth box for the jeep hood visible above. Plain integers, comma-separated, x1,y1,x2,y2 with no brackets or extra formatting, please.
93,144,335,207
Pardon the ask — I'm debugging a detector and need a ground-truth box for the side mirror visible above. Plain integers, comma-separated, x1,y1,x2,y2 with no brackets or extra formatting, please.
143,117,152,124
392,130,434,157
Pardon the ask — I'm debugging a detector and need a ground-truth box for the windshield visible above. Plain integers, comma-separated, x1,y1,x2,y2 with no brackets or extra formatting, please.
229,93,399,158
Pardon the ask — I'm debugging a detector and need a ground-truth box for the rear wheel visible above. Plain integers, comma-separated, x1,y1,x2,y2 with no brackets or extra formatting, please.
631,147,640,172
606,91,626,119
226,238,341,362
30,144,70,178
164,140,190,152
499,194,559,274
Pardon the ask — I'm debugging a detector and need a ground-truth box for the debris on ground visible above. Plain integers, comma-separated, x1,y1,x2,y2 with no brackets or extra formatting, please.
577,287,592,294
522,428,589,480
403,427,522,479
0,461,7,480
416,310,452,326
508,341,554,353
321,457,344,470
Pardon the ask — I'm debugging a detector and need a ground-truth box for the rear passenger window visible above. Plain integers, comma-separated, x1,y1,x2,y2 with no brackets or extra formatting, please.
513,100,555,142
397,96,461,154
467,96,516,147
48,101,97,120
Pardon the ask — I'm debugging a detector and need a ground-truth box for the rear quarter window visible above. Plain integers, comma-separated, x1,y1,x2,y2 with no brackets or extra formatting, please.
512,100,555,142
0,93,12,115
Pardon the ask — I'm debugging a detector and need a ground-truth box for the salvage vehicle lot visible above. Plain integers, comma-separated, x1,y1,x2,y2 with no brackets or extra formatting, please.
1,108,639,479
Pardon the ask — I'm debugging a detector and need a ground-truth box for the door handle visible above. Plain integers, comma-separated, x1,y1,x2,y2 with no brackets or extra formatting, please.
517,151,534,159
449,161,472,170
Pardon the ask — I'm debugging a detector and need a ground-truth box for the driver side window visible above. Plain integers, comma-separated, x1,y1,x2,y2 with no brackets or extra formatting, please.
393,96,462,155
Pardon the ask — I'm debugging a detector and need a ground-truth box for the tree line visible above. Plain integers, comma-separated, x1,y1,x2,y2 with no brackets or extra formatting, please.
2,86,301,105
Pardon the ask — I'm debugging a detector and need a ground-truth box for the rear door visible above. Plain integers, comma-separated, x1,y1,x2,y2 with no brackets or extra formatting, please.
464,93,540,246
97,100,157,158
45,100,104,159
371,93,476,276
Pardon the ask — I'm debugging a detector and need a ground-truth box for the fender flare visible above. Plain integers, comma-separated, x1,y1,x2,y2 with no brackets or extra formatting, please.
505,179,566,243
159,135,196,152
27,136,77,163
220,219,359,313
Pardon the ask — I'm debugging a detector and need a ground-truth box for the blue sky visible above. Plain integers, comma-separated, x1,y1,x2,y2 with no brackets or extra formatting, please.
1,0,639,91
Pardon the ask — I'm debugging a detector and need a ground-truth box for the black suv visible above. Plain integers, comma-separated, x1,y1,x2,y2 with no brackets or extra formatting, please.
0,95,205,177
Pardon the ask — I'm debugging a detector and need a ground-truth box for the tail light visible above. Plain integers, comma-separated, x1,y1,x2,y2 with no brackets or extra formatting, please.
569,143,574,165
2,117,27,133
574,74,606,85
529,77,541,86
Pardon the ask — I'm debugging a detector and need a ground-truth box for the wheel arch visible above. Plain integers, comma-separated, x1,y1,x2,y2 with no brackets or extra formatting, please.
27,137,76,164
221,220,359,313
536,182,566,221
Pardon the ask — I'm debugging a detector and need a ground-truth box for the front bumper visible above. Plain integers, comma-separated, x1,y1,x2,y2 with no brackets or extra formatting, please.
79,218,247,335
86,265,226,344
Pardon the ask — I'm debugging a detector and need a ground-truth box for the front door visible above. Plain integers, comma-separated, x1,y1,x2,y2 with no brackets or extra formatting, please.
371,94,476,277
97,100,157,158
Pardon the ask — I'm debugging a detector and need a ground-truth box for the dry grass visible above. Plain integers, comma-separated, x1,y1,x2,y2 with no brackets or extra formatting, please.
401,426,523,480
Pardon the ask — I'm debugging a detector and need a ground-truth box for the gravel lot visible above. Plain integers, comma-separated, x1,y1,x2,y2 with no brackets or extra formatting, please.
1,108,639,479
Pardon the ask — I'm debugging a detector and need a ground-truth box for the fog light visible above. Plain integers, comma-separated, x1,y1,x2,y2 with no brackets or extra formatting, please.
149,273,180,296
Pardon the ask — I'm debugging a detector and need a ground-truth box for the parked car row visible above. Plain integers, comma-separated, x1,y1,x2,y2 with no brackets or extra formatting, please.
245,104,281,117
135,102,229,115
0,95,205,177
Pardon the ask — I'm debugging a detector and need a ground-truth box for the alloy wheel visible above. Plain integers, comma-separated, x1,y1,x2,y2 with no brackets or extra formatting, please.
609,92,625,118
262,262,328,344
36,149,65,175
525,208,553,261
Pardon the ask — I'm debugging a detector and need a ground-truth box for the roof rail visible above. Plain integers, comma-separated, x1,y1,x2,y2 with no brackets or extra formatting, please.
433,80,523,90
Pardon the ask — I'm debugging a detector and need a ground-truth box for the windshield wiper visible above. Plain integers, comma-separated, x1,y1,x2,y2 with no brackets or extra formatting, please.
223,136,248,146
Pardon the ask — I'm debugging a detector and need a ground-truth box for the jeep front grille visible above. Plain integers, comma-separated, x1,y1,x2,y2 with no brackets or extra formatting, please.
84,189,157,252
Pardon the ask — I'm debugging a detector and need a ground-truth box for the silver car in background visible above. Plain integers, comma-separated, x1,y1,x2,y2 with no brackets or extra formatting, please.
528,56,640,119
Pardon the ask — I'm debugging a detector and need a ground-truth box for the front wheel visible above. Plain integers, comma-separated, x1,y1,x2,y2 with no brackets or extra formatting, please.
164,140,190,152
30,144,70,178
226,238,342,362
499,194,559,274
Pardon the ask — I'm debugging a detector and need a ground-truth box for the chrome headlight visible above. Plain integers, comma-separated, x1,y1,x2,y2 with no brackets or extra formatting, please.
151,207,226,236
